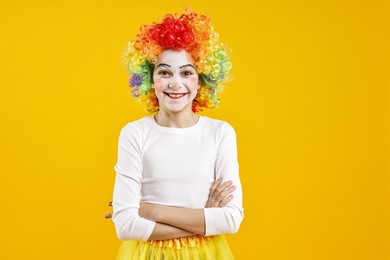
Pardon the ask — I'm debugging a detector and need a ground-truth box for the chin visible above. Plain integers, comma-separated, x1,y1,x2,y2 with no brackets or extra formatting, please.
165,106,187,113
162,103,192,113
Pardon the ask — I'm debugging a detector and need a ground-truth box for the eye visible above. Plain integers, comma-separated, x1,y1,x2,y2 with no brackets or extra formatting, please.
182,70,195,76
157,70,171,77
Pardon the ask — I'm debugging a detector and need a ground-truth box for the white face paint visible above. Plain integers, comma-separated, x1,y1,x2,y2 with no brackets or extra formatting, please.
153,49,199,113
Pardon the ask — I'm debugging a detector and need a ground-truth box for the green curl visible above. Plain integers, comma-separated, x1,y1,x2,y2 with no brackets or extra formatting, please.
132,61,153,95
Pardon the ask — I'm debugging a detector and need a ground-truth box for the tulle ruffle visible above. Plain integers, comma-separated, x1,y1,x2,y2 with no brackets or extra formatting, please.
116,234,235,260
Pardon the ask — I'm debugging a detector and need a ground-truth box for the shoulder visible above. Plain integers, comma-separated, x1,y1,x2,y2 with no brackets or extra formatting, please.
118,116,152,139
200,116,237,137
203,116,235,132
121,116,151,131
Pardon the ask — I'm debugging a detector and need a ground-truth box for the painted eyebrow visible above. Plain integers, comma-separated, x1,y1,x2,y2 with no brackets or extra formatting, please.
155,63,195,70
179,64,195,69
156,63,171,69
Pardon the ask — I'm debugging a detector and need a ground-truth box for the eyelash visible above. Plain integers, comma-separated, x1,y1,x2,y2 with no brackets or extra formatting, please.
158,71,170,76
157,70,195,76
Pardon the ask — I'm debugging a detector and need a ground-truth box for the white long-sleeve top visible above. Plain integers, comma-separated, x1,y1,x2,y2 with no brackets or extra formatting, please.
112,115,244,241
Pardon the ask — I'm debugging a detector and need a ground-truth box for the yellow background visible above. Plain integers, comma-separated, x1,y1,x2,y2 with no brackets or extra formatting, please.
0,0,389,259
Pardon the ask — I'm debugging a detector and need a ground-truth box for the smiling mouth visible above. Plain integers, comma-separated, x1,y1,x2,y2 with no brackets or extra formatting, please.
164,92,188,99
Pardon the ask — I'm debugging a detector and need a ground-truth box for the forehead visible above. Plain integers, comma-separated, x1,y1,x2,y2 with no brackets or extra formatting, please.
156,49,194,66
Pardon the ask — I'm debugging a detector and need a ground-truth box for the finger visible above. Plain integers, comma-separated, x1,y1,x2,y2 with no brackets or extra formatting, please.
215,180,233,196
220,195,233,207
105,212,113,219
219,194,234,207
217,185,236,202
209,177,223,198
108,201,113,207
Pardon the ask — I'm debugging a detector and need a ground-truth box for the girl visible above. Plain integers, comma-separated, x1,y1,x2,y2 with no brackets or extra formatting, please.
110,8,244,259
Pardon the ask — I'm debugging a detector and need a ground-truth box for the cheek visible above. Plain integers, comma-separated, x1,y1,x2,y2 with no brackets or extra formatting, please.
153,78,165,92
188,77,199,90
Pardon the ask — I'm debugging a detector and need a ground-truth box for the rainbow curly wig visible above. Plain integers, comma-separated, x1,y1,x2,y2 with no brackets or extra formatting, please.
121,8,232,113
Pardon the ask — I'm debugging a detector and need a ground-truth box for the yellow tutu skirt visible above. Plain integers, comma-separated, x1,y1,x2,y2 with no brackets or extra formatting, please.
116,234,235,260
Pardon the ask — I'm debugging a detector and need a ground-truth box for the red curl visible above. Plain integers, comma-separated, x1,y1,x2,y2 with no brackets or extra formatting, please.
148,15,194,49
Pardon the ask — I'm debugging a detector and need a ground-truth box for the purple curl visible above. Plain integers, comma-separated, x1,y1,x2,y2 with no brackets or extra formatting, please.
129,74,142,87
131,88,140,97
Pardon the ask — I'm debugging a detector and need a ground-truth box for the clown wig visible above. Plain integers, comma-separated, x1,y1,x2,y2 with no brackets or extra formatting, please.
121,8,232,113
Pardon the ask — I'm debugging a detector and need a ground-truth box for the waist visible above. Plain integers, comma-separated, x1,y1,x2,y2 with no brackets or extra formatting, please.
146,234,216,249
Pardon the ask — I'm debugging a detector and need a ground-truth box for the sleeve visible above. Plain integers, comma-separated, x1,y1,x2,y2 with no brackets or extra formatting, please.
112,124,156,241
203,122,244,236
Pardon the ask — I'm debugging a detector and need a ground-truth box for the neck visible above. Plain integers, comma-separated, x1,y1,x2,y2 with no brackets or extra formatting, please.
154,109,199,128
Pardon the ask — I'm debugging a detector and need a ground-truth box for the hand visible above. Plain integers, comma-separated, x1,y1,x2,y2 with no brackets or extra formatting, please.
105,201,113,219
205,177,235,208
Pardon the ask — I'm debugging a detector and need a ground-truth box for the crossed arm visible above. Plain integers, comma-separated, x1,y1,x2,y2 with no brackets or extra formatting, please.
106,177,236,240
